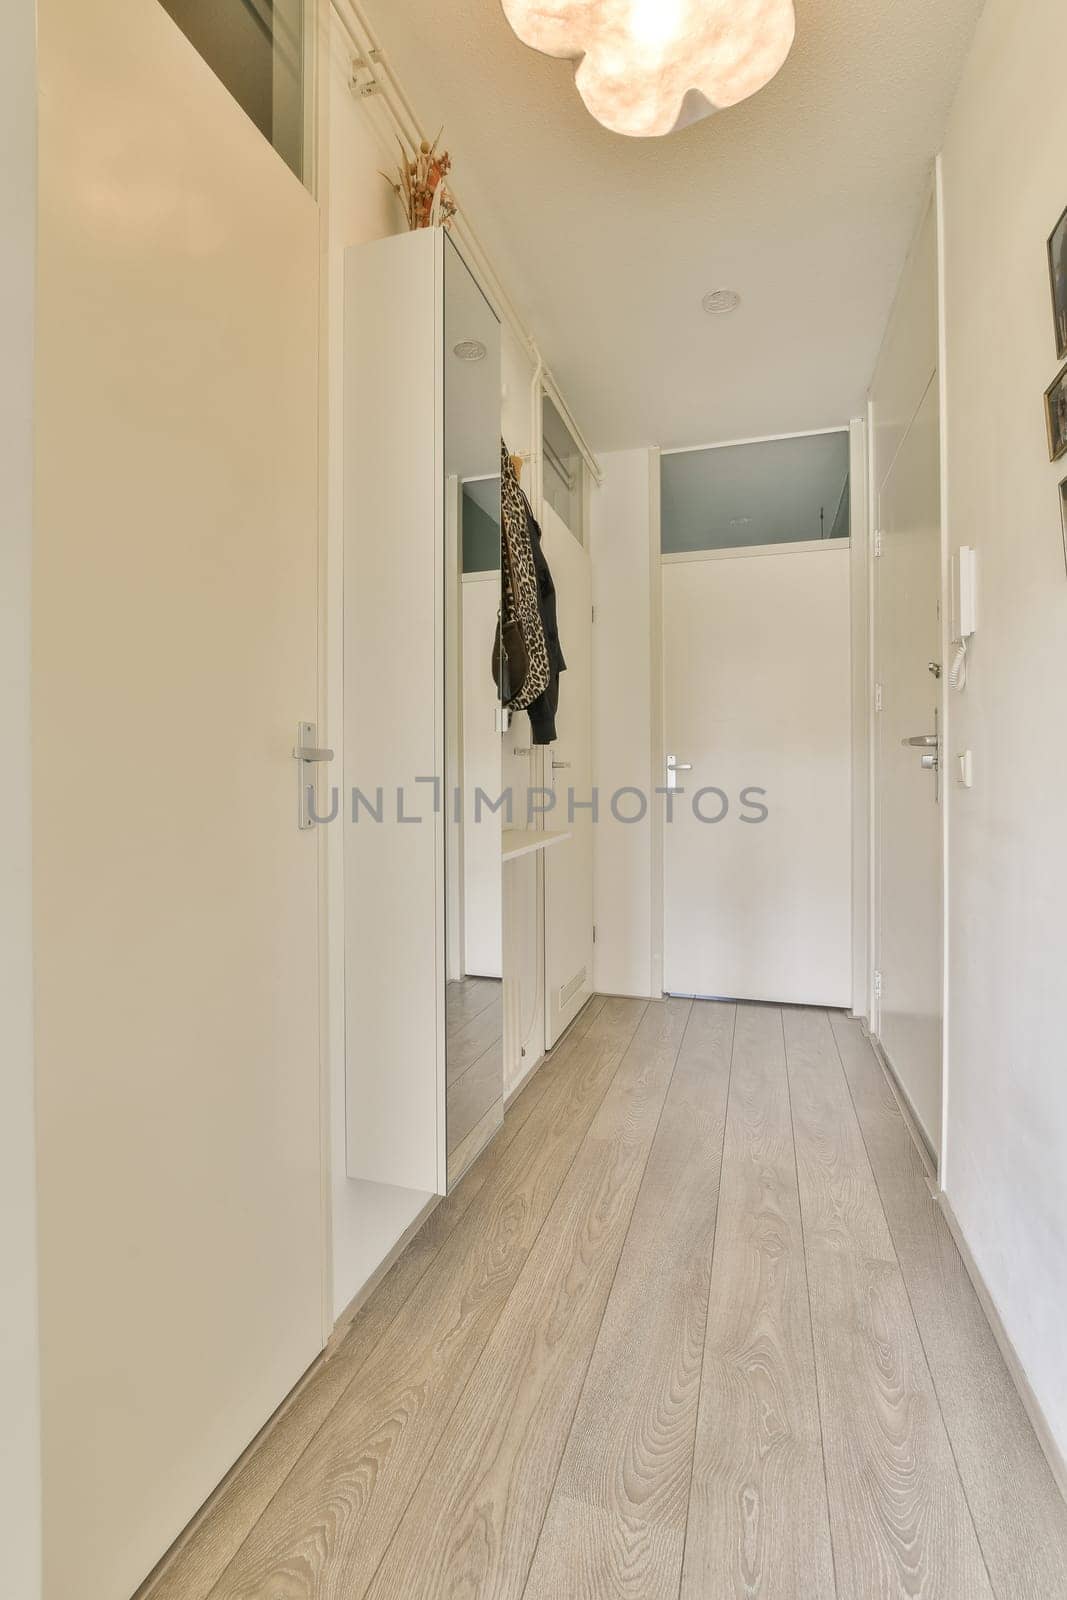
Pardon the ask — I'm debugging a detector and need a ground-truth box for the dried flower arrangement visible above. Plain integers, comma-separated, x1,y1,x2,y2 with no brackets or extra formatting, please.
383,131,458,231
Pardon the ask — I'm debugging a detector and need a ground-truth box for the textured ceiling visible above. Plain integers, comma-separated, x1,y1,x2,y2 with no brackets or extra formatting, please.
360,0,985,452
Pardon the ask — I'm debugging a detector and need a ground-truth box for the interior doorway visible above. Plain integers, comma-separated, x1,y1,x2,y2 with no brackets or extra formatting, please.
869,197,945,1158
660,433,854,1006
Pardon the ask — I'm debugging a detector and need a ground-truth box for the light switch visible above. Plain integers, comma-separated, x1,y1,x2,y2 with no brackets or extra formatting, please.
957,750,974,788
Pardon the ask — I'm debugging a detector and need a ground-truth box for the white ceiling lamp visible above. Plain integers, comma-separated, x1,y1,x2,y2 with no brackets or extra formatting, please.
500,0,796,139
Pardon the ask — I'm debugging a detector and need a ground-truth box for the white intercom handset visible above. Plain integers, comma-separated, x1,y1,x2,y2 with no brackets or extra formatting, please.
949,546,977,690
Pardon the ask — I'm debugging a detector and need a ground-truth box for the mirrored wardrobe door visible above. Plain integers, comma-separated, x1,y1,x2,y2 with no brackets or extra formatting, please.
443,236,503,1189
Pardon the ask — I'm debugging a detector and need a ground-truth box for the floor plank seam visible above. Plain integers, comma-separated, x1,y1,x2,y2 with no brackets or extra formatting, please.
518,998,693,1600
358,1000,653,1600
676,1000,737,1600
781,1007,841,1600
829,1017,1002,1600
201,999,646,1600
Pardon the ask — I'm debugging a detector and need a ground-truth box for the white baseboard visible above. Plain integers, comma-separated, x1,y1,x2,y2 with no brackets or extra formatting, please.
506,989,611,1108
326,1195,439,1356
939,1194,1067,1507
505,1047,546,1109
860,1019,939,1189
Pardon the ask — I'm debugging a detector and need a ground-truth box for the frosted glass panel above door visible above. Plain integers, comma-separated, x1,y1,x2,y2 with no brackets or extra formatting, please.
662,431,850,553
156,0,307,181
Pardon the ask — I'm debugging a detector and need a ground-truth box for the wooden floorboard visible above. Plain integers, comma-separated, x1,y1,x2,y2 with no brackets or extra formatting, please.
681,1002,835,1600
363,999,692,1600
203,998,648,1600
783,1006,994,1600
830,1011,1067,1600
143,996,1067,1600
525,1000,734,1599
142,995,611,1600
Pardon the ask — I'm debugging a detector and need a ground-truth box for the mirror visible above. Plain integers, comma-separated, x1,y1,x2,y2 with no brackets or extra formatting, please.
444,236,503,1188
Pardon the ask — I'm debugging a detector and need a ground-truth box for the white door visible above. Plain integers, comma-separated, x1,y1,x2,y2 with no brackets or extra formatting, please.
663,544,852,1005
542,502,595,1045
874,377,944,1150
33,4,323,1598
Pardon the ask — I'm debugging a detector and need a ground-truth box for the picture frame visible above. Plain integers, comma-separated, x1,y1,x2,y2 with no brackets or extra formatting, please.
1045,363,1067,462
1060,476,1067,578
1049,204,1067,361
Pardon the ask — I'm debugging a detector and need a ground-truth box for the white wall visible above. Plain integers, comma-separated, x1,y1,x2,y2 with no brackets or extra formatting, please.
590,449,657,997
938,0,1067,1471
0,6,41,1596
324,15,433,1320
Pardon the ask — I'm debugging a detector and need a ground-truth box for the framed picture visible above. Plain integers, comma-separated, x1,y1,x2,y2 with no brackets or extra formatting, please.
1046,364,1067,461
1050,205,1067,361
1060,476,1067,577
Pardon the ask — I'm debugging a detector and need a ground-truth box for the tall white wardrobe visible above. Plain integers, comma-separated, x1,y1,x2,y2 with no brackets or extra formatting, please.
343,226,595,1198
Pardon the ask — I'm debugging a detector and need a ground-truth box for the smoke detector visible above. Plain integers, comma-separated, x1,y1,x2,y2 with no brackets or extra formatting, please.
702,289,741,316
453,339,488,362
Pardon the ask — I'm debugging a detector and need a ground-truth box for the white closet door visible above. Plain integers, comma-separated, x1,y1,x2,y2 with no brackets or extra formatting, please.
33,2,323,1596
543,503,594,1045
343,230,445,1196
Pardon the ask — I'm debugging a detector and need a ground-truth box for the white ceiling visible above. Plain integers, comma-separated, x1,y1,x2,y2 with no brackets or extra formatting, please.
361,0,985,453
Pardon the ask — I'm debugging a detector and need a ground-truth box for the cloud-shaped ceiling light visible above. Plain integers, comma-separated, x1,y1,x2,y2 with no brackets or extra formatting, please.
500,0,796,138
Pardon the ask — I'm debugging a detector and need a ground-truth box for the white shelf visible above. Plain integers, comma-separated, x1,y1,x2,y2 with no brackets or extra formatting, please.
502,828,572,863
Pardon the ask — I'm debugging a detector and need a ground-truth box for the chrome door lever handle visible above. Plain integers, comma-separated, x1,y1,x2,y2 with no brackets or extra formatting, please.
294,722,333,831
666,754,692,791
551,760,572,770
902,734,938,748
293,722,334,762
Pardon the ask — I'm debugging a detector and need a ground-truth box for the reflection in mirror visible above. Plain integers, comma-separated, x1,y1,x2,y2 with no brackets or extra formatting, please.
444,237,503,1188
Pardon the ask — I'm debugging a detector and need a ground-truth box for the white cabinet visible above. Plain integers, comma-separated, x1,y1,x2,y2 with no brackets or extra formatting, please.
343,229,503,1194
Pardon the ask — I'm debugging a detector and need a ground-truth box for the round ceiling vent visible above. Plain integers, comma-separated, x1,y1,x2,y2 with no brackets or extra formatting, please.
702,289,742,316
453,339,488,362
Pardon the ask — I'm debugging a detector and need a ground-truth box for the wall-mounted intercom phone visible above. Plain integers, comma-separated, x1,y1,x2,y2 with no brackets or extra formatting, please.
949,545,977,689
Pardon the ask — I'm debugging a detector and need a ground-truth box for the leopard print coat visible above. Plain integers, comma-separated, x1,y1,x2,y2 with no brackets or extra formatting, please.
500,441,550,710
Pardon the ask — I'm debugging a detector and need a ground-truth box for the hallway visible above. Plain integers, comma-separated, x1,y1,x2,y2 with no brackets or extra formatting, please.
145,997,1067,1600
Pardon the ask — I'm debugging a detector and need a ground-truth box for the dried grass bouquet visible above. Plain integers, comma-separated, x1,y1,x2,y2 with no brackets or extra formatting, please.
383,131,458,231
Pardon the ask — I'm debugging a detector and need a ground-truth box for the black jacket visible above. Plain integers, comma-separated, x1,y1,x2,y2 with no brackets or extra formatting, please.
522,493,566,744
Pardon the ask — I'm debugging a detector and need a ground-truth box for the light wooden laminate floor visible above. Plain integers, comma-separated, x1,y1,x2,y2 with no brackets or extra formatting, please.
143,998,1067,1600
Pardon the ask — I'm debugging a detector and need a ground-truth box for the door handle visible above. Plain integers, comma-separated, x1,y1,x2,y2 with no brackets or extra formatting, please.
292,734,335,763
551,760,571,770
293,721,334,830
903,733,940,777
666,754,692,791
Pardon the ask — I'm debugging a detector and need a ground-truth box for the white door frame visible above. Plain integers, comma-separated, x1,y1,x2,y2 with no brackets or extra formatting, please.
864,170,951,1185
2,8,41,1592
651,423,870,1014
